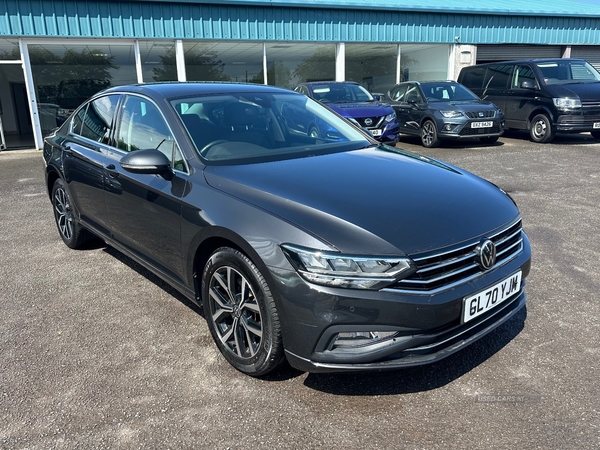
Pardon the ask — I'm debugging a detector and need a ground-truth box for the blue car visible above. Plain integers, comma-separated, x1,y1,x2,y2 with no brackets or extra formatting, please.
294,81,400,144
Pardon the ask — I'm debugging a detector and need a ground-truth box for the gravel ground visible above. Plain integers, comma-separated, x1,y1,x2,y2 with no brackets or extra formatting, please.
0,132,598,449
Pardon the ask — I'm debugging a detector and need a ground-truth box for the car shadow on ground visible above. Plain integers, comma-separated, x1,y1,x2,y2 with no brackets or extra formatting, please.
101,244,205,318
396,135,504,149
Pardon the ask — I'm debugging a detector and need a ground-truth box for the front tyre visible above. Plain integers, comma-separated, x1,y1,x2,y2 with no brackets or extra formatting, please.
202,247,284,376
421,120,441,148
51,178,88,249
529,113,555,143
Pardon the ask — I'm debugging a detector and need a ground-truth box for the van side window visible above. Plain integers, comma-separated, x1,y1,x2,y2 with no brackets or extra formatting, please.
460,66,487,90
513,65,537,89
484,64,512,89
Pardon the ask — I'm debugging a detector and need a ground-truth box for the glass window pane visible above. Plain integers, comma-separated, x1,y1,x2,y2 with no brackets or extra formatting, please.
80,95,120,144
400,45,450,82
0,39,19,60
118,95,172,153
345,44,397,94
28,43,137,135
183,41,264,83
139,40,177,82
266,43,336,89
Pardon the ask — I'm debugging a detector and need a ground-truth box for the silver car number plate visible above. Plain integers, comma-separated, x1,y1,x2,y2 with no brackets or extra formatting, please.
462,271,522,323
471,121,493,128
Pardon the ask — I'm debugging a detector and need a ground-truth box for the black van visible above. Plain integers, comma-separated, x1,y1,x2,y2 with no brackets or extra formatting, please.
458,59,600,143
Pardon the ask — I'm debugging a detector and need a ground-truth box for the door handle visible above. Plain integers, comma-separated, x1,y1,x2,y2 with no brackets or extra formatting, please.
105,164,119,178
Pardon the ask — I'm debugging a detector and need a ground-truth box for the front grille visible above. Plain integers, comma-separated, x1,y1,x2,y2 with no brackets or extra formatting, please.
459,124,501,136
357,116,384,128
465,111,496,119
390,219,523,293
581,100,600,108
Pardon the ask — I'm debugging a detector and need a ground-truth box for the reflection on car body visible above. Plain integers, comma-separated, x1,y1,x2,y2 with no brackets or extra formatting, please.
43,82,531,377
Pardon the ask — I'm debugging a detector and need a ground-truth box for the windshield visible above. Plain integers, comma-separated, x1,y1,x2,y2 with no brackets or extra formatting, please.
170,92,373,164
421,83,480,102
310,83,374,103
536,61,600,85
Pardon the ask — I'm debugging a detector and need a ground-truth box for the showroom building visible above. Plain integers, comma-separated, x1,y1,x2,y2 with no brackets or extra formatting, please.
2,0,600,150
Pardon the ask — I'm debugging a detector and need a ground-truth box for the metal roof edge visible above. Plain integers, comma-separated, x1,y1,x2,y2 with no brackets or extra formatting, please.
143,0,600,18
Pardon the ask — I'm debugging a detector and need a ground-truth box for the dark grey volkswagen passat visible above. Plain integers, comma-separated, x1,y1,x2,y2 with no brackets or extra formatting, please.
43,83,531,376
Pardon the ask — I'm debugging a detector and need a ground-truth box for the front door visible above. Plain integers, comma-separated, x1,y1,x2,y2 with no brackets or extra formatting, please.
104,94,188,283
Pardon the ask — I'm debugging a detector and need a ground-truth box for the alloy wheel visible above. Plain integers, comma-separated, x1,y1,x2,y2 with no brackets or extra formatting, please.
53,186,73,241
208,265,263,359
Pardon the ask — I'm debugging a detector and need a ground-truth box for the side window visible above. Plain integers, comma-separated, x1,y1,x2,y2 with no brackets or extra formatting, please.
70,105,87,136
79,95,120,144
404,85,423,104
117,95,186,172
460,67,487,90
389,84,408,102
513,65,537,88
484,64,512,89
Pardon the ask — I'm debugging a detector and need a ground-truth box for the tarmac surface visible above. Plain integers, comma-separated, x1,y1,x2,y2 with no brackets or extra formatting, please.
1,131,599,449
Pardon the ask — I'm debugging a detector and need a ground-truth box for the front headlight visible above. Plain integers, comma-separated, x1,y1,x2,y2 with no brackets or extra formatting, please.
440,110,464,118
281,244,414,290
384,111,396,122
553,98,581,109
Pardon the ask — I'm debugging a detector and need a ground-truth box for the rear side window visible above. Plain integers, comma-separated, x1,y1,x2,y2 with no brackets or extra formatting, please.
460,66,487,90
79,95,121,144
484,64,513,89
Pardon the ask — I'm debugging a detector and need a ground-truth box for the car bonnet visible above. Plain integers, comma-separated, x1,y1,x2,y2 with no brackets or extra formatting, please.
202,146,520,256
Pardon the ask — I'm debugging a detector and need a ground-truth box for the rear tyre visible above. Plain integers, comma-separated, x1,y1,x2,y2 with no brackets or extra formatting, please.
479,136,499,145
529,114,555,143
421,120,441,148
51,178,89,249
202,247,284,376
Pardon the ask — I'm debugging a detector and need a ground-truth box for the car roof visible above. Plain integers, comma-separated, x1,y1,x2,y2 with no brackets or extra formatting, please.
300,81,361,86
468,58,587,66
99,82,295,100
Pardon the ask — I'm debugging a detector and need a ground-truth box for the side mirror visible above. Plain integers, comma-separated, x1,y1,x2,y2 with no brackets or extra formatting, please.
372,94,381,101
520,80,536,89
120,149,171,175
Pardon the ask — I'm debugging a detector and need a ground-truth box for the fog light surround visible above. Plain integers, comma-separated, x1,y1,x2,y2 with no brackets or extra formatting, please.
332,331,399,349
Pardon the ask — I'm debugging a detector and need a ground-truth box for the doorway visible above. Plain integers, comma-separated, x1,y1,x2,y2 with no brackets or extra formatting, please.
0,63,35,150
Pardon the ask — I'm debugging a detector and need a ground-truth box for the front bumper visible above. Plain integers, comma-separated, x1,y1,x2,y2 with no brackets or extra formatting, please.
272,234,531,373
438,120,504,140
556,112,600,132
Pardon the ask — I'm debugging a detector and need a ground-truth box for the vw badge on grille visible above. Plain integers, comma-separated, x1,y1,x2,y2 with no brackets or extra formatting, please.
364,118,373,126
476,239,497,270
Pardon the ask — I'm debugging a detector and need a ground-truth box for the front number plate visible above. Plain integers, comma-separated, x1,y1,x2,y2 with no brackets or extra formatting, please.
370,129,383,136
471,121,493,128
593,122,600,129
462,271,522,323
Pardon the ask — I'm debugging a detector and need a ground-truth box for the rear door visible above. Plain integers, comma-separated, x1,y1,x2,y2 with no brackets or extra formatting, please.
104,94,189,283
481,63,513,117
61,94,121,236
